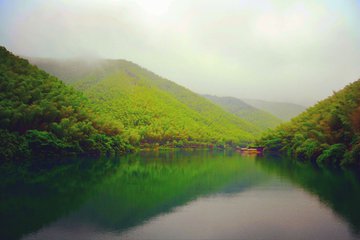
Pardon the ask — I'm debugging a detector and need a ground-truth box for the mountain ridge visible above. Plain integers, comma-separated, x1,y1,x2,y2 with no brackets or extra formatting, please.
203,94,282,131
241,98,306,121
30,57,261,148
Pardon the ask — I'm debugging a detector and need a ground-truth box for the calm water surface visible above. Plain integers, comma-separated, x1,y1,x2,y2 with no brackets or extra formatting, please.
1,150,360,240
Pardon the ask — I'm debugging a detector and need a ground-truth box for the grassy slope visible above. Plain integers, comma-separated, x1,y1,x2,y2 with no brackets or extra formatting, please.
32,58,261,146
203,94,282,131
259,80,360,165
242,98,306,121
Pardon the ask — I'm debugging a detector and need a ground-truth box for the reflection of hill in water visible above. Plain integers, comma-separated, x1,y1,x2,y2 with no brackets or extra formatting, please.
0,150,265,240
0,156,122,240
256,156,360,235
2,151,360,240
50,150,267,234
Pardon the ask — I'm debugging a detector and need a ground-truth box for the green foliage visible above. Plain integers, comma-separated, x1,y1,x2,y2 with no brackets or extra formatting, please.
351,144,360,162
342,143,360,165
33,57,260,148
0,129,30,161
25,130,76,156
1,46,262,161
0,46,130,161
294,139,323,161
316,144,346,165
259,80,360,165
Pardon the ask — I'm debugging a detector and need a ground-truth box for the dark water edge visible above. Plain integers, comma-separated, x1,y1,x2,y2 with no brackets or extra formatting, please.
1,149,360,240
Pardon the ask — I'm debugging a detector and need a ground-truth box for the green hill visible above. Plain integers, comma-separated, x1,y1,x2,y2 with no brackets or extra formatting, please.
203,95,282,131
259,80,360,165
31,58,261,148
0,47,131,161
241,98,306,121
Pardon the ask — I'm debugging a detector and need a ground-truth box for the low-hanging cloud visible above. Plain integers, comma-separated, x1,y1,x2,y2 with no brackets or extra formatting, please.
1,0,360,105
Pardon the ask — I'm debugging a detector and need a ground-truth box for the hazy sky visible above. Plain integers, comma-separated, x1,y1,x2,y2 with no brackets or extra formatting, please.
1,0,360,105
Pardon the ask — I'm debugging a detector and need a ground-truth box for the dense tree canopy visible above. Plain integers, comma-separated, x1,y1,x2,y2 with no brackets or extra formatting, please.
0,47,131,160
1,47,262,161
258,80,360,165
32,58,261,148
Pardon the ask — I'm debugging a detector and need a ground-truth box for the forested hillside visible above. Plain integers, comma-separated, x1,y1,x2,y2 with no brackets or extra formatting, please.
0,47,131,161
203,95,282,131
259,80,360,165
32,58,261,148
241,98,306,121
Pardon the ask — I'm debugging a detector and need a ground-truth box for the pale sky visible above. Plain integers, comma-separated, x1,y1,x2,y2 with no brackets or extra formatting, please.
1,0,360,105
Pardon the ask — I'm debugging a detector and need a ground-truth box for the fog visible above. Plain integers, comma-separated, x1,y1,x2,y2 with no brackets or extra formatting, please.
1,0,360,105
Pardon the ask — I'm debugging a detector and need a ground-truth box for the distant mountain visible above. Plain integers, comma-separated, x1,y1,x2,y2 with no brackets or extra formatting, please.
0,47,130,161
259,80,360,165
31,58,261,147
203,95,282,131
241,98,306,121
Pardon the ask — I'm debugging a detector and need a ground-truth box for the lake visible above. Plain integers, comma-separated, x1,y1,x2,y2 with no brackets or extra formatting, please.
1,149,360,240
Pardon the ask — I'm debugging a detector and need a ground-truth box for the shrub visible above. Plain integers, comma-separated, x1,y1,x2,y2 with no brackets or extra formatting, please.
294,139,322,161
25,130,76,156
342,143,360,165
0,129,30,161
316,143,346,165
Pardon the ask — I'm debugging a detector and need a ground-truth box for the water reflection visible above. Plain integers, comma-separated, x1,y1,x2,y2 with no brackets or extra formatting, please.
1,150,360,240
255,156,360,235
0,156,122,240
118,181,354,240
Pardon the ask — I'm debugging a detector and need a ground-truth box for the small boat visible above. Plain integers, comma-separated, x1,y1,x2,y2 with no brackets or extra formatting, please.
237,146,264,154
